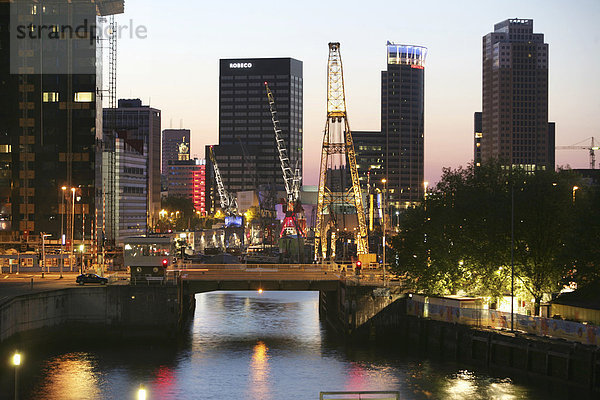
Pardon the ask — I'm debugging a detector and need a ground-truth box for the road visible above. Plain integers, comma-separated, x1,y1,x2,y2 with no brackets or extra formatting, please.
0,272,102,306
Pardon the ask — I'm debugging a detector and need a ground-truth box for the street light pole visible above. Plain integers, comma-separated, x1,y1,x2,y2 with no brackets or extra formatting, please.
381,178,387,286
511,183,514,332
71,188,76,272
60,186,66,278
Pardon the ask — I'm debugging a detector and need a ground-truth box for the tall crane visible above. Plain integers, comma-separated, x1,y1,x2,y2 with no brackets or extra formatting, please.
264,82,305,237
315,42,368,261
207,146,237,215
556,137,598,169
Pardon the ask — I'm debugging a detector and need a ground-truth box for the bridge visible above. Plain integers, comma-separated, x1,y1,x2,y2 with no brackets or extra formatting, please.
172,264,391,293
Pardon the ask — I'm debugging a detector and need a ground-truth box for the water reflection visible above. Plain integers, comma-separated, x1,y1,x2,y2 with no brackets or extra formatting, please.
30,353,102,400
8,291,570,400
248,341,270,399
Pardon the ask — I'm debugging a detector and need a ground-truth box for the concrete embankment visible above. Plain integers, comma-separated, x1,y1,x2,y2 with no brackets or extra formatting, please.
320,290,600,396
0,286,194,347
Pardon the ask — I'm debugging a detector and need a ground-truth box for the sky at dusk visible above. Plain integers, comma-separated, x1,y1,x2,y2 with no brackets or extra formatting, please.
111,0,600,186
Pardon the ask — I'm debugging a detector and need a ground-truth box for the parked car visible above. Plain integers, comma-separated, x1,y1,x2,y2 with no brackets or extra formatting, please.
76,273,108,285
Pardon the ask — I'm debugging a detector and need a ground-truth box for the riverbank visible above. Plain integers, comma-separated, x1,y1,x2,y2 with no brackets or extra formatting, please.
345,296,600,397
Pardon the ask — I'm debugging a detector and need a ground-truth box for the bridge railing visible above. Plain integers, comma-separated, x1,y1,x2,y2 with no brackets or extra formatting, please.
166,263,404,287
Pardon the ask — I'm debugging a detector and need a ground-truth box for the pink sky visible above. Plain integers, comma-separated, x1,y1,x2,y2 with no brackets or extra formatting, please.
113,0,600,186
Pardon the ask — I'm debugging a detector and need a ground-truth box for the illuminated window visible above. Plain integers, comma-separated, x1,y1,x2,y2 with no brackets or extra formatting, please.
74,92,94,102
0,145,10,153
43,92,59,102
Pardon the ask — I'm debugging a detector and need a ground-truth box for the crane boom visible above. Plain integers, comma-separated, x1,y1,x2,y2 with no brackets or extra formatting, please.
265,82,298,203
265,82,305,239
208,146,237,214
556,137,598,169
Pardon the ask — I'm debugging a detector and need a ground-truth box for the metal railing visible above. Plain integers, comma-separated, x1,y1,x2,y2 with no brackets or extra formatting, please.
407,298,600,347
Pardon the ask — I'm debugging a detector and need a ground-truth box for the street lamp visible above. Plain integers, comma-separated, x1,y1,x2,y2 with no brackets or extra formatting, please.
572,186,579,204
71,188,76,272
60,186,67,278
381,178,387,286
12,352,21,400
137,386,147,400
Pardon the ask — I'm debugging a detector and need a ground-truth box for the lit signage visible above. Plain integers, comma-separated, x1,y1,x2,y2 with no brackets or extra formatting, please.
229,62,253,69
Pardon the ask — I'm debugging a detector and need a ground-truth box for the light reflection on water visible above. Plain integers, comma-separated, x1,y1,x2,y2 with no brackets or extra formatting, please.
4,291,569,400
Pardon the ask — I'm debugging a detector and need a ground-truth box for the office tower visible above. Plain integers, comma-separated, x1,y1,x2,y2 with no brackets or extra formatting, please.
167,159,206,214
382,42,427,209
162,129,191,174
474,112,483,167
482,18,553,170
208,58,303,210
103,99,161,239
353,131,385,191
113,139,148,244
0,0,123,243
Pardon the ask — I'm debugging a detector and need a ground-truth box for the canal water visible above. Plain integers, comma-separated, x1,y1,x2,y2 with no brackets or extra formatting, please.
2,291,571,399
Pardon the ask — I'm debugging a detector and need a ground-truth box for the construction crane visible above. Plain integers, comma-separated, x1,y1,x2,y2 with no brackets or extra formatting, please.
315,42,368,261
556,137,598,169
207,146,237,215
264,82,305,237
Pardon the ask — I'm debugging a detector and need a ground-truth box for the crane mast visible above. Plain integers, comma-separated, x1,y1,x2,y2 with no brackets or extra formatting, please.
315,42,368,261
208,146,237,215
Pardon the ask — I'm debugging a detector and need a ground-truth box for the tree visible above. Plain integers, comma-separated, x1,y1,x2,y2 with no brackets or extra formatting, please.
390,163,588,313
512,169,580,314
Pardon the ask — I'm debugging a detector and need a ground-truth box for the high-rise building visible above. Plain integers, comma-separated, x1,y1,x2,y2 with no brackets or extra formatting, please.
0,1,123,243
103,99,161,238
353,131,385,192
482,18,553,170
112,138,148,244
208,58,303,211
474,112,483,167
162,129,190,174
382,42,427,209
167,159,206,214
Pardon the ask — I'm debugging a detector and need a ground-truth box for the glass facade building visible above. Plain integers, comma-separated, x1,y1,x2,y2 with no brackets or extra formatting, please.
382,42,427,208
0,1,123,244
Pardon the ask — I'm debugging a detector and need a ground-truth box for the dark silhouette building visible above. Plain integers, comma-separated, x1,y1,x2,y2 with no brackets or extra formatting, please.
208,57,303,211
381,42,427,209
0,0,123,244
481,19,554,171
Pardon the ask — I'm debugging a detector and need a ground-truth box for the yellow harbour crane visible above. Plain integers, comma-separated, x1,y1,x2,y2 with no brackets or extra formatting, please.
315,42,368,261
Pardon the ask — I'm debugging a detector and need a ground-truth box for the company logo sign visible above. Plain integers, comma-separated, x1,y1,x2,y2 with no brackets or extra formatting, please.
229,62,253,69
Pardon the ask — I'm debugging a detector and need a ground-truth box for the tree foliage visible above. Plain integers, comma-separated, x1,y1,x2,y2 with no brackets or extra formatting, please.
390,163,593,311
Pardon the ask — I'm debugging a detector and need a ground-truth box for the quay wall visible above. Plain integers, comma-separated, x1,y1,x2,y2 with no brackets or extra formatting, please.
0,286,185,345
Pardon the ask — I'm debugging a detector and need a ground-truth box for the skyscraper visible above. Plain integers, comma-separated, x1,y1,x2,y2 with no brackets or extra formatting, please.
482,18,553,170
381,42,427,209
0,0,123,243
162,129,191,174
207,58,303,211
